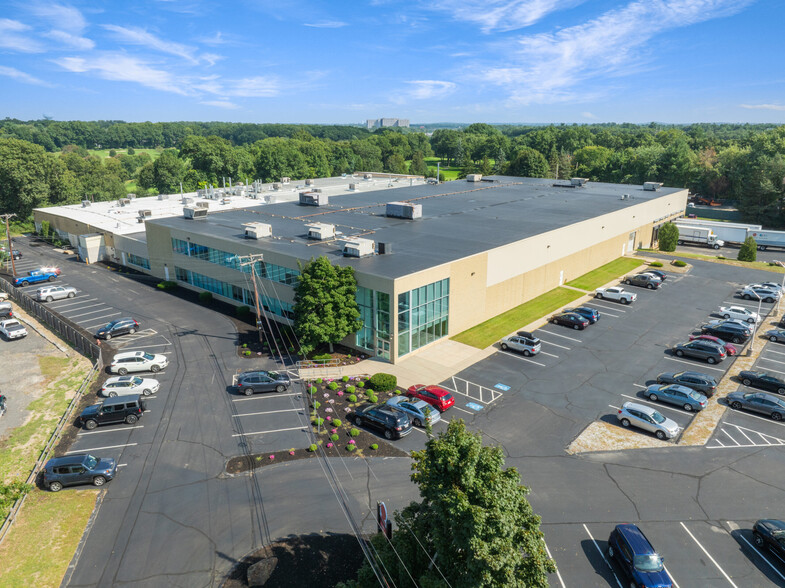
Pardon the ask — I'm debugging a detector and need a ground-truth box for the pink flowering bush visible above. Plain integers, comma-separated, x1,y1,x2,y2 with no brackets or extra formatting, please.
269,455,275,460
326,442,333,448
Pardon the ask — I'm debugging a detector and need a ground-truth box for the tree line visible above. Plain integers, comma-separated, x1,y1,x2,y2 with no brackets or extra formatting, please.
2,120,785,226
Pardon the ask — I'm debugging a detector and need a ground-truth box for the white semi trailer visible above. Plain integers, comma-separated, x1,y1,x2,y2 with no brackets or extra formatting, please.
675,225,725,249
675,219,761,246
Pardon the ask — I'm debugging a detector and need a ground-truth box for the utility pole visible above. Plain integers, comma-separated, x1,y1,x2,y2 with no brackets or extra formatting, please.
236,254,266,343
1,213,17,276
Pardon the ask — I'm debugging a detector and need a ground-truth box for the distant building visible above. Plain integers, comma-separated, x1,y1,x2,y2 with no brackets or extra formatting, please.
366,118,410,129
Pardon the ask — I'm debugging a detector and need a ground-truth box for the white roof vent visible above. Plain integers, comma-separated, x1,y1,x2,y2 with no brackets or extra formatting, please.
138,209,152,218
184,207,208,219
281,177,291,184
306,223,335,240
118,197,131,206
643,182,663,191
570,178,589,187
81,200,91,207
466,174,482,182
343,238,375,258
244,222,272,239
299,192,329,206
386,201,422,219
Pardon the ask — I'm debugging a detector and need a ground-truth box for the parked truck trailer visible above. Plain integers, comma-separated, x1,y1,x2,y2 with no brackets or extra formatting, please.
675,219,761,246
675,225,725,249
748,230,785,251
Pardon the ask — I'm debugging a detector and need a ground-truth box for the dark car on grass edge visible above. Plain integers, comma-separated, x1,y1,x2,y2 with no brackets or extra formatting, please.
77,395,147,429
350,403,412,439
607,524,673,588
42,454,117,492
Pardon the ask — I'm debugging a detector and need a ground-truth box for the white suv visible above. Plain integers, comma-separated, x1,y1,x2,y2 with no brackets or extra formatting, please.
109,351,169,375
101,375,160,397
500,334,541,357
36,285,77,302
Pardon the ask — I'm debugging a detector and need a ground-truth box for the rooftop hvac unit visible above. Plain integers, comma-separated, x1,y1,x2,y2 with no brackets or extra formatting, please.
466,174,483,182
195,201,209,209
244,222,272,239
349,183,359,191
343,238,375,258
221,197,232,204
306,223,335,240
272,183,281,190
643,182,663,191
184,206,208,219
127,193,137,200
299,192,329,206
157,193,168,201
305,178,314,186
118,198,131,206
386,201,422,219
377,242,392,255
312,187,322,193
620,194,630,200
182,197,194,206
570,177,589,187
281,177,290,184
81,200,91,207
138,209,152,218
364,173,373,180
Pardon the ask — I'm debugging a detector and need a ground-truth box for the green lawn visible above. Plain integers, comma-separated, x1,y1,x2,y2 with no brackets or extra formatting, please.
565,257,645,291
451,287,585,349
424,157,461,181
638,249,785,273
88,148,162,160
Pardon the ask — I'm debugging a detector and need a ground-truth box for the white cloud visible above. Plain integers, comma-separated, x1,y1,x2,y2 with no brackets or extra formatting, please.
201,31,228,46
404,80,457,100
0,65,51,86
210,76,281,97
582,111,598,119
303,20,348,28
103,25,200,63
27,2,87,33
0,19,45,52
740,103,785,111
54,53,189,95
480,0,755,104
201,100,240,109
44,29,95,50
429,0,585,33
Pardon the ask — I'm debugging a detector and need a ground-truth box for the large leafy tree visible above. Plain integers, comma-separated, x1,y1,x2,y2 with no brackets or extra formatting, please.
658,222,679,252
507,147,549,178
341,420,556,588
292,257,363,356
738,235,757,262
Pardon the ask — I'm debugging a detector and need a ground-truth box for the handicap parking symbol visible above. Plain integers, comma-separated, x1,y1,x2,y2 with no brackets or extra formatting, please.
494,383,510,391
466,402,483,411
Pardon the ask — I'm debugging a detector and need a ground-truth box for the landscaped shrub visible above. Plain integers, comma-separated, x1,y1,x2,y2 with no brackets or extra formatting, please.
314,417,325,426
673,260,687,267
243,350,251,356
342,375,350,382
649,261,663,267
368,373,397,391
346,444,356,451
364,388,374,395
367,394,378,403
308,386,316,394
312,401,321,410
156,280,178,290
328,382,339,390
236,305,251,318
316,378,323,384
332,419,342,427
357,381,365,388
370,444,378,450
346,385,356,393
199,291,213,304
350,428,360,437
313,353,332,361
330,434,339,441
308,444,317,452
348,394,357,402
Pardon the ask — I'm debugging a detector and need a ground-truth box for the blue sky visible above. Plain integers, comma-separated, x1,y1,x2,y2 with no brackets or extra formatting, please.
0,0,783,124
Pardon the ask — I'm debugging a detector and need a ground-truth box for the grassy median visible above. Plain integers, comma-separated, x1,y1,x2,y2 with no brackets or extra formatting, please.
565,257,645,290
451,287,585,349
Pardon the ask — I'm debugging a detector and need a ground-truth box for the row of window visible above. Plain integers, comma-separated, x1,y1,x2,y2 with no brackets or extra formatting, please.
174,266,293,320
126,253,150,270
356,287,391,359
171,238,300,286
398,278,450,357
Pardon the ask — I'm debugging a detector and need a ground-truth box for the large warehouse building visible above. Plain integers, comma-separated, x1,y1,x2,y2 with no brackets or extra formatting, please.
35,175,687,363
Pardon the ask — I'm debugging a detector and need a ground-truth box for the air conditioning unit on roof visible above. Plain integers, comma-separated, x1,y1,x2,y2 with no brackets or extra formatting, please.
244,222,272,239
343,238,375,258
184,206,208,219
306,223,335,240
570,178,589,187
386,201,422,219
643,182,663,191
300,192,328,206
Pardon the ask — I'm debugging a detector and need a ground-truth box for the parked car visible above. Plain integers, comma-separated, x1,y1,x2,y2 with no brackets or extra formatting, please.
516,330,540,343
726,391,785,420
234,370,291,395
707,318,753,333
607,524,673,588
38,266,61,275
687,334,737,356
0,302,12,319
752,519,785,562
672,340,726,364
101,375,160,397
0,319,27,339
644,269,667,281
754,282,783,292
718,305,760,323
549,311,589,330
740,286,780,302
407,384,455,412
701,323,750,344
563,306,601,323
594,286,637,304
738,371,785,395
36,285,77,302
617,401,680,440
109,351,168,375
77,394,147,430
42,454,117,492
13,270,58,287
624,273,662,289
646,383,707,412
765,329,785,344
500,334,541,356
386,396,441,427
0,292,7,301
96,317,140,340
656,371,718,397
350,403,412,439
10,249,22,260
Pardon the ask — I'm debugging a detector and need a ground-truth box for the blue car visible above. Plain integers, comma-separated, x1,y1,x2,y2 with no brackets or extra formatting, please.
13,270,58,287
564,306,600,324
608,524,672,588
646,383,707,412
386,396,441,427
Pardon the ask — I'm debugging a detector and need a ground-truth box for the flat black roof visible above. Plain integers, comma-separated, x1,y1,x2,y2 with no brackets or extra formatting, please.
147,176,683,279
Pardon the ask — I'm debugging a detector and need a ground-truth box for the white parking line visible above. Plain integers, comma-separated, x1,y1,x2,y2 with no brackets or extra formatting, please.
632,383,647,389
758,356,785,366
680,522,738,588
77,425,144,436
736,531,785,582
542,539,566,588
582,524,622,588
536,337,571,350
232,392,301,402
48,295,90,306
750,364,785,377
597,310,621,318
723,300,767,309
499,350,547,367
540,351,559,358
724,407,785,430
538,330,582,343
451,405,473,415
764,348,785,357
64,307,115,319
664,565,680,588
66,443,137,454
664,356,726,372
233,408,302,418
620,394,696,416
722,428,741,446
80,314,123,327
231,426,306,437
591,302,626,312
119,344,172,350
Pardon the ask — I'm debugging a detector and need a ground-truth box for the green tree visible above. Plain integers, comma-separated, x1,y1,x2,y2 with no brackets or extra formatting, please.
738,235,757,262
150,149,186,193
658,222,679,252
409,151,428,176
507,147,549,178
292,257,363,356
342,420,556,588
384,153,407,174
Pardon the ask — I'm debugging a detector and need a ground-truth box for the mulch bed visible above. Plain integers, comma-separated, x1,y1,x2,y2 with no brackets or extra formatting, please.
226,377,411,474
222,533,367,588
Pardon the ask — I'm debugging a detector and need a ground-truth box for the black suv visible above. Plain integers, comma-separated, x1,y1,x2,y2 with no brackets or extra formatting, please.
656,371,718,397
96,317,140,340
77,395,146,429
350,403,412,440
672,340,726,364
42,454,117,492
701,323,750,344
235,370,291,395
752,519,785,562
0,302,12,319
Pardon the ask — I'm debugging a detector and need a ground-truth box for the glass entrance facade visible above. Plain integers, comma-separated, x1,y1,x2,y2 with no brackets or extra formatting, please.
356,286,391,360
397,278,449,357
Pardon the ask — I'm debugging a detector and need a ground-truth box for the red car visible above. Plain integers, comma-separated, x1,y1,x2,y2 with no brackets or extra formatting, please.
407,384,455,412
688,334,738,356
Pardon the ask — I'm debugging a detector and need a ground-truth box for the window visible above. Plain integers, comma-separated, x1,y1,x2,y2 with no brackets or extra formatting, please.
397,278,449,357
355,287,391,359
126,253,150,269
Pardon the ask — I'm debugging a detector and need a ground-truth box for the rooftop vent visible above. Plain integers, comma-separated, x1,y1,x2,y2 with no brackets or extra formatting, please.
299,191,329,206
138,209,152,218
127,193,136,200
620,194,631,200
281,177,290,184
305,178,314,186
349,183,359,191
643,182,663,191
244,222,272,239
81,200,90,207
377,242,392,255
118,198,131,206
306,223,335,240
364,173,373,180
195,201,209,209
184,206,208,219
570,178,589,187
157,193,168,201
466,174,482,182
272,183,281,190
386,201,422,220
343,238,375,258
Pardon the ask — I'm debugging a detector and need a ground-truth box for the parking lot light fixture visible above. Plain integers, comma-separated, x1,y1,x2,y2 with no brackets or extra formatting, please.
773,261,785,315
749,291,762,356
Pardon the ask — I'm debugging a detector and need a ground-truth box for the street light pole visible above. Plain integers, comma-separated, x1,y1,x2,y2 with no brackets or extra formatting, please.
774,260,785,315
750,291,762,355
